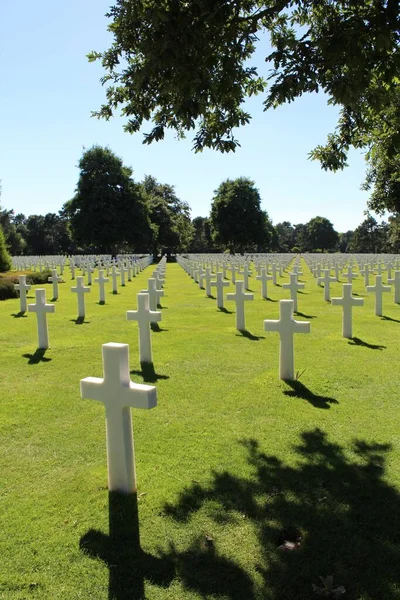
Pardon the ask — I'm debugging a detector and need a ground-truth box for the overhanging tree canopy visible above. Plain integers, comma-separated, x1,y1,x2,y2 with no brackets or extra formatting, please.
89,1,400,212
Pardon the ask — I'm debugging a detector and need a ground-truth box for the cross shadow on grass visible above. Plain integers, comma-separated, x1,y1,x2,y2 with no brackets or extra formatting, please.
22,348,52,364
236,330,265,341
348,337,386,350
70,317,90,325
381,315,400,323
157,304,167,309
207,294,216,300
130,362,170,383
162,431,399,600
80,492,175,600
150,322,169,332
11,311,27,318
283,381,338,409
264,297,277,302
219,307,234,314
97,301,106,306
295,311,317,319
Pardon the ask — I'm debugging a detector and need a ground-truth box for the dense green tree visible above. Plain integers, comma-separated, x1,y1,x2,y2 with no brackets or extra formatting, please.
210,178,273,253
305,216,339,252
141,175,193,256
338,230,354,253
89,1,400,213
65,146,151,254
189,216,215,253
0,225,12,271
349,216,389,253
275,221,295,253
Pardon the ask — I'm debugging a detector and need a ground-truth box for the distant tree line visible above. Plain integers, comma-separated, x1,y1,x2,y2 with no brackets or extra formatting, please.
1,146,399,259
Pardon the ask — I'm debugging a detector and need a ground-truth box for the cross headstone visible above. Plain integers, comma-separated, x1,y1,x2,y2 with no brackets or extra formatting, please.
226,280,254,331
141,278,164,312
14,275,31,313
120,265,127,287
331,283,364,338
87,265,94,286
210,272,230,309
95,270,109,304
317,269,336,302
256,267,273,299
342,265,357,284
282,273,305,312
263,299,310,380
28,288,55,349
126,293,161,363
361,264,373,287
204,267,215,297
366,275,391,316
80,343,157,493
111,266,120,294
388,270,400,304
71,276,91,318
48,269,62,300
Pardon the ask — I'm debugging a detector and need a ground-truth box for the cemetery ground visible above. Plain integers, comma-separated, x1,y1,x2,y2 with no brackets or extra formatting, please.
1,260,400,600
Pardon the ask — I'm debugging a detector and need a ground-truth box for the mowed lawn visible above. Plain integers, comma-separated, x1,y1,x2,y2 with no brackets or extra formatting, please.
1,259,400,600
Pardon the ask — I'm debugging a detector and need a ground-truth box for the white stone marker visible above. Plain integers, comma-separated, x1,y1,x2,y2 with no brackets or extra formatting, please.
95,270,109,303
242,264,251,290
142,278,164,312
14,275,31,313
256,267,273,299
361,264,373,287
388,271,400,304
263,299,310,381
126,293,161,363
282,273,305,312
87,265,94,286
366,275,391,316
71,276,91,318
80,343,157,494
210,272,230,309
28,288,56,349
317,269,336,302
120,265,127,286
226,280,254,331
204,267,214,297
331,283,364,338
48,269,62,300
111,266,120,294
342,265,357,283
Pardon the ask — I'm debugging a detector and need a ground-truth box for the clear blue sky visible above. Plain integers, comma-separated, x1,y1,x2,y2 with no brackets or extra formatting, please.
1,0,376,232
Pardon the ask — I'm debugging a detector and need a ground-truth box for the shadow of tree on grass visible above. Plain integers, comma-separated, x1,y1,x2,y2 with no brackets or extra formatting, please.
163,431,399,600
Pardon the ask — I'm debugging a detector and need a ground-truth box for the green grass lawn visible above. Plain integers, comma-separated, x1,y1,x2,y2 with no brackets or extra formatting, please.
1,260,399,600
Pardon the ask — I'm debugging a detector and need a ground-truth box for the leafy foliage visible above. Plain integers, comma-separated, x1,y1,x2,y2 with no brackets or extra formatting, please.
89,0,400,212
305,217,339,252
210,177,274,253
0,225,12,271
141,175,193,256
65,146,152,254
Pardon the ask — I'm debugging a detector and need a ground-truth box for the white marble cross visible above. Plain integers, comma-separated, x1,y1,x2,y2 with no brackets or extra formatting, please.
70,263,76,280
87,265,94,286
127,293,161,363
366,275,391,316
263,299,310,380
111,266,120,294
256,267,273,299
28,288,55,349
360,264,373,287
71,276,91,318
80,343,157,493
94,270,109,303
331,283,364,338
48,269,62,300
142,278,164,312
210,272,230,309
342,265,357,284
317,269,336,301
14,275,31,313
204,267,215,297
120,264,127,286
282,273,305,312
226,280,254,331
388,270,400,304
152,271,164,291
